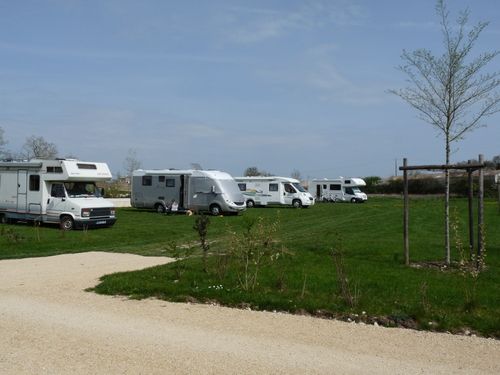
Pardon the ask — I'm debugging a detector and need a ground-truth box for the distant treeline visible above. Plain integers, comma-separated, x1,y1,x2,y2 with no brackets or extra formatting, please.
363,174,499,198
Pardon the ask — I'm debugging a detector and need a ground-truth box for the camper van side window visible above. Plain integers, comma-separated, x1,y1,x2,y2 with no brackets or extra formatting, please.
47,166,63,173
237,183,246,191
166,179,175,187
51,184,65,198
330,184,341,191
159,176,165,182
269,183,278,192
29,175,40,191
77,163,97,170
142,176,152,186
284,184,295,193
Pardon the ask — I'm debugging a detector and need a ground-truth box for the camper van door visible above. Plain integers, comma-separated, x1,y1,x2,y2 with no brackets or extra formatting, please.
16,170,28,215
283,183,296,205
46,183,68,223
267,182,281,204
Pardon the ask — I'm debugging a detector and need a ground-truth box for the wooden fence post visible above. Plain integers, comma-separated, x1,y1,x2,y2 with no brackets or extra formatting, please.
478,154,484,261
403,158,409,265
468,160,474,259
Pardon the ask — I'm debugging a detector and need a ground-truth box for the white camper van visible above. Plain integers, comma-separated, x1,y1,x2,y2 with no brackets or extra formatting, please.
0,159,117,230
131,169,246,216
308,177,367,203
234,176,314,208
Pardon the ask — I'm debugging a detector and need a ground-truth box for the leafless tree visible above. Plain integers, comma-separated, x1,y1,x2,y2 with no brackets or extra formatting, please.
123,148,143,177
21,135,58,159
388,0,500,263
244,167,274,177
244,166,259,176
0,127,7,157
291,169,303,182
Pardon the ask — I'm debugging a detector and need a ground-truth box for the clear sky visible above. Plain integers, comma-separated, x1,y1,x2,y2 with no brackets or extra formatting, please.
1,0,499,180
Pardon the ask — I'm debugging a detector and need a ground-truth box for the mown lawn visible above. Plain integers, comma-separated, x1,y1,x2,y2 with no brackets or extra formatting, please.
2,197,499,337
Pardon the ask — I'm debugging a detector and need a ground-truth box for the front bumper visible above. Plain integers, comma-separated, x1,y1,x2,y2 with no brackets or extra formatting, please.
74,217,117,229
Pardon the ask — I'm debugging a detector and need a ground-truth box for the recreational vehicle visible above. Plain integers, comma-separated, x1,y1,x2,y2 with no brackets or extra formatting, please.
234,176,315,208
0,159,117,230
308,177,367,203
131,169,246,216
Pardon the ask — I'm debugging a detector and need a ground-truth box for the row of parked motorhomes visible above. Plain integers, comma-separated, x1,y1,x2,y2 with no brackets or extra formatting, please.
0,158,367,230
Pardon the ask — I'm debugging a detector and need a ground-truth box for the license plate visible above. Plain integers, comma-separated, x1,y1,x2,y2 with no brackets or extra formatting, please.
96,221,107,225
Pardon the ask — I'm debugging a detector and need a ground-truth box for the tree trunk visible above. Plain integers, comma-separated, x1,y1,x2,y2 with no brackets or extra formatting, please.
445,138,451,264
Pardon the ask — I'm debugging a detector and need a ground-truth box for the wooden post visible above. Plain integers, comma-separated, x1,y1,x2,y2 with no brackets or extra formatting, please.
497,172,500,216
399,157,484,267
403,158,409,265
468,160,474,259
478,154,484,261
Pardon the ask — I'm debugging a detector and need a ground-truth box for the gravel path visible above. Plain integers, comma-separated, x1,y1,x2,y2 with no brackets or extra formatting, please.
1,252,499,374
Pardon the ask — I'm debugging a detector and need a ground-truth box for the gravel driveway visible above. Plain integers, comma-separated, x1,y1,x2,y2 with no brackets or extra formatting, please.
1,252,498,374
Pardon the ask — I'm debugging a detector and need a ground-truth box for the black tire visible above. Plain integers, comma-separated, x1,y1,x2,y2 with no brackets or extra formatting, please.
292,200,301,209
0,214,7,224
156,204,166,214
60,216,74,231
210,204,221,216
246,200,255,208
350,198,357,203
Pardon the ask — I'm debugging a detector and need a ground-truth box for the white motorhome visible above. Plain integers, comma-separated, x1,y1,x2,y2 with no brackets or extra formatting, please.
131,169,246,216
234,176,315,208
308,177,367,203
0,159,117,230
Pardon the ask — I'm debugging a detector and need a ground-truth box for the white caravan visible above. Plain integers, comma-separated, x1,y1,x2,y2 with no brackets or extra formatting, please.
308,177,367,203
234,176,315,208
0,159,117,230
131,169,246,216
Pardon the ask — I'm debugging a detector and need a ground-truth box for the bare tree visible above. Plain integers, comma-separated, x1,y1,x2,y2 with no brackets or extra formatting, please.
491,155,500,170
21,135,58,159
123,148,143,177
244,166,260,176
291,169,303,182
388,0,500,263
244,167,274,177
0,127,7,157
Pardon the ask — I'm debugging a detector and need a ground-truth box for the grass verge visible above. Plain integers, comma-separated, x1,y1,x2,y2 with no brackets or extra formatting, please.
2,197,500,337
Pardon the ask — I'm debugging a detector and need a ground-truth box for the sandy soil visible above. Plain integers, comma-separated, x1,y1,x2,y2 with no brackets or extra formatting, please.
1,252,499,375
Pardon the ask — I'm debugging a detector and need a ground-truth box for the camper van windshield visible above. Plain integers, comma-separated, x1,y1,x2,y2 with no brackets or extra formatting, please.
293,183,306,193
218,179,242,195
352,187,362,193
65,182,102,198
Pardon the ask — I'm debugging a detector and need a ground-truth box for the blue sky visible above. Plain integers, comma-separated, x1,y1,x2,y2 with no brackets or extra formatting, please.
1,0,499,180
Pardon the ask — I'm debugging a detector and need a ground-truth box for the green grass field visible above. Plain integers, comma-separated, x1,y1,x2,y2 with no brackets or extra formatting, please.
2,197,499,337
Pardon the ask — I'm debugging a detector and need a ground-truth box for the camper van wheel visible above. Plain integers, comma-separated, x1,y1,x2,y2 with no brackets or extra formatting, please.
246,200,255,208
292,200,301,209
60,216,74,231
350,198,357,203
210,204,221,216
0,214,7,224
155,204,166,214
